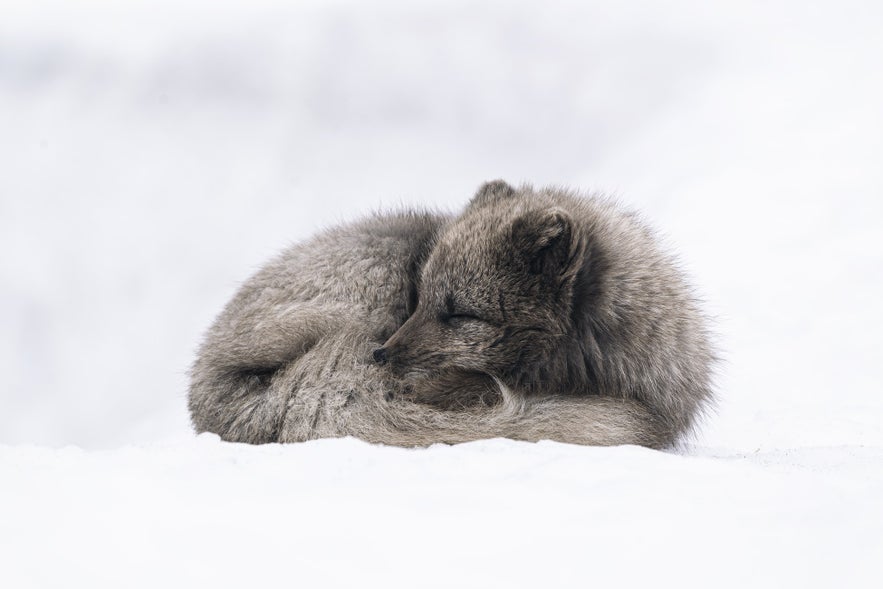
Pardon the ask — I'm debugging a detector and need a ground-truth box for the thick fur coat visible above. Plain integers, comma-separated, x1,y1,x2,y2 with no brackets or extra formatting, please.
189,181,714,448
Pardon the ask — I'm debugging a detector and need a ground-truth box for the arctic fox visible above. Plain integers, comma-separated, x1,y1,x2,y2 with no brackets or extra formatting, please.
188,181,714,448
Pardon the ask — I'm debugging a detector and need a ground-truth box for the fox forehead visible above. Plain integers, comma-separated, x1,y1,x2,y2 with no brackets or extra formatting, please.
419,245,542,324
422,236,501,290
420,257,496,304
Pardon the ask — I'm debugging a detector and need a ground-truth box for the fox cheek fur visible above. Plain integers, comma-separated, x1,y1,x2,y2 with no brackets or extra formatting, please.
375,205,586,382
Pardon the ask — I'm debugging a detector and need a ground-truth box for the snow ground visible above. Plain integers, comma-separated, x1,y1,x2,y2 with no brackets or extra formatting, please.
1,0,881,587
2,437,881,588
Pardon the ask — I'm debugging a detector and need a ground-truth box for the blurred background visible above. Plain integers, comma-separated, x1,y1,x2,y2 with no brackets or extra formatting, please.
1,0,881,450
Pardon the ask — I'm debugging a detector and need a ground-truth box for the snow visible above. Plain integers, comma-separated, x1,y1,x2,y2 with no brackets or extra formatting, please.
1,0,881,587
3,437,881,587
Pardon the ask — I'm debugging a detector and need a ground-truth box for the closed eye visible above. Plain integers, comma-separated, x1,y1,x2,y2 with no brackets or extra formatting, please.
441,312,484,326
451,312,481,321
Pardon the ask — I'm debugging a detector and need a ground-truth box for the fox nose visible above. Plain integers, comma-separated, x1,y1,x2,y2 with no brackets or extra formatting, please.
372,347,388,365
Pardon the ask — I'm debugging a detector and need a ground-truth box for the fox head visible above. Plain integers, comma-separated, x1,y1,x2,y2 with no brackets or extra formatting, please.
374,181,587,387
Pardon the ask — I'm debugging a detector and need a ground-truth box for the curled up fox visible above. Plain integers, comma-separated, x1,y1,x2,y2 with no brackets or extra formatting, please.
188,181,715,448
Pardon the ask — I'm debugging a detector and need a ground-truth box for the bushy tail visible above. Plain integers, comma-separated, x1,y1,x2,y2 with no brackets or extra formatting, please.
278,369,672,449
190,319,671,449
354,385,671,449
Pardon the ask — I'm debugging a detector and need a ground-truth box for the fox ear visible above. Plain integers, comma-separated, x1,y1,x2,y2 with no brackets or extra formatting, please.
509,208,582,278
469,180,516,208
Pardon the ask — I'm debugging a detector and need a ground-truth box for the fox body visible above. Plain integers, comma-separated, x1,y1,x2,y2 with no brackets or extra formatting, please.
189,181,714,448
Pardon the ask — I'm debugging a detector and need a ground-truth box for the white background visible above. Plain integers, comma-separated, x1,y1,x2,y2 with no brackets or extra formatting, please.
1,1,881,586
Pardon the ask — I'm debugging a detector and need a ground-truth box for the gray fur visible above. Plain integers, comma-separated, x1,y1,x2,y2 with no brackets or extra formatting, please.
189,181,715,448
